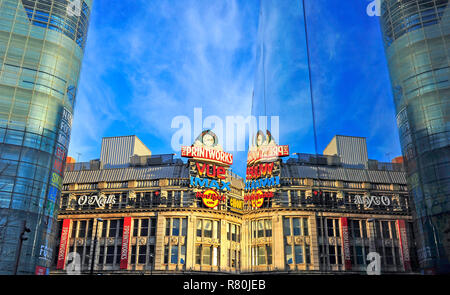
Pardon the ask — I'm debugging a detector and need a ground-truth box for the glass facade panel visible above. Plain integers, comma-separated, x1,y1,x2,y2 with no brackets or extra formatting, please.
380,0,450,273
0,0,92,274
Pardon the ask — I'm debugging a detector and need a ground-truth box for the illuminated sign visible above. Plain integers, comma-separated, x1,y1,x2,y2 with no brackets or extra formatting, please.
247,145,289,164
354,195,391,207
246,162,274,180
196,189,225,208
190,176,230,191
244,176,280,191
181,146,233,165
244,190,274,208
77,194,116,207
229,197,244,211
193,162,226,179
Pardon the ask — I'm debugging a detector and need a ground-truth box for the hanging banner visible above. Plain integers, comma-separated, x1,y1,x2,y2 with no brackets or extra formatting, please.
56,219,71,270
340,217,352,270
120,217,132,269
397,219,411,272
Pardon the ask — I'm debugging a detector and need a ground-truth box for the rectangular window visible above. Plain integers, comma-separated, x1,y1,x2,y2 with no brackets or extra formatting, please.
140,219,149,236
285,245,293,264
115,245,121,264
283,218,291,236
109,220,117,237
337,246,342,265
361,220,367,238
382,221,390,239
231,224,236,241
335,219,340,237
356,246,364,265
165,219,170,236
180,245,186,265
267,245,272,265
353,220,361,238
138,245,147,264
78,220,86,238
390,221,397,239
171,245,178,264
227,223,230,241
204,220,212,238
150,218,156,236
163,245,169,264
294,245,303,264
71,221,77,238
172,218,180,236
106,246,114,264
202,246,211,265
195,245,201,264
197,220,202,237
305,244,310,264
213,220,219,239
98,246,105,265
212,247,218,266
303,218,308,236
293,218,301,236
265,220,272,237
326,219,333,237
329,246,336,264
182,218,187,236
257,220,264,237
257,246,266,265
133,219,139,237
385,246,394,265
130,245,137,264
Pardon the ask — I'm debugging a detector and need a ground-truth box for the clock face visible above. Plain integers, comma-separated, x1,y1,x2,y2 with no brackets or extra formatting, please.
203,133,215,147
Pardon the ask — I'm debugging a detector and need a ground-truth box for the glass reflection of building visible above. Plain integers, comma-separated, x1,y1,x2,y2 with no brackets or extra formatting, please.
379,0,450,273
0,0,92,274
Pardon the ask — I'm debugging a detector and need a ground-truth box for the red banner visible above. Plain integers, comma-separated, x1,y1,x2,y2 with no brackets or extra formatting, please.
120,217,132,269
56,219,71,270
397,219,411,272
340,217,352,270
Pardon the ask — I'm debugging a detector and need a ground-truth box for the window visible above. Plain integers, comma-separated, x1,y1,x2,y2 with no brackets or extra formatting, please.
172,218,180,236
283,218,291,236
265,220,272,237
195,245,201,264
204,220,212,238
78,220,86,238
303,218,308,236
257,246,266,265
257,220,264,237
293,218,301,236
285,245,293,265
202,246,211,265
106,246,114,264
170,245,178,264
130,245,137,264
180,246,186,265
140,219,149,236
109,220,117,237
294,245,303,264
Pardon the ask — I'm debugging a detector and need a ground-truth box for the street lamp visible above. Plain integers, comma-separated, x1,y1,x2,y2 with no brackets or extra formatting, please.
150,253,154,275
90,218,103,275
13,220,31,275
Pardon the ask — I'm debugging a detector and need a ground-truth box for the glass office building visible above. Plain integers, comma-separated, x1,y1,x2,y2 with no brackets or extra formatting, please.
0,0,92,274
380,0,450,273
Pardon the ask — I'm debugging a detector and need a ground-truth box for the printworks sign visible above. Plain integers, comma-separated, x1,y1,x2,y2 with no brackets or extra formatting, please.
183,130,231,209
245,130,288,208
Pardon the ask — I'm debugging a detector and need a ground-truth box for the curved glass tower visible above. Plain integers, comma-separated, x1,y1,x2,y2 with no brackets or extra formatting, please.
0,0,92,274
380,0,450,274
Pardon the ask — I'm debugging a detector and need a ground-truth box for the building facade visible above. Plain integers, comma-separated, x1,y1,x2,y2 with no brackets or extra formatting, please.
51,134,418,274
0,0,92,274
379,0,450,273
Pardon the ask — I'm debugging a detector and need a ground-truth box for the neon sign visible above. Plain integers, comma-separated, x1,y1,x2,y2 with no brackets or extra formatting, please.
196,189,225,208
244,190,274,208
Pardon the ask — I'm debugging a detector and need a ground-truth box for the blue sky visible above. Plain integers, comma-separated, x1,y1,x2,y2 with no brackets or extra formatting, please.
68,0,402,176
